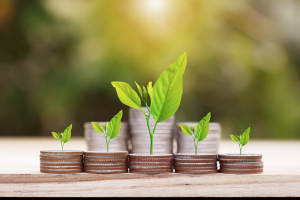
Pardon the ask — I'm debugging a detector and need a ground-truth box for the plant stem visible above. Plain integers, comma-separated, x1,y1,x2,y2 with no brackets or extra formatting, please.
193,138,197,155
60,140,64,152
105,135,109,152
239,143,242,155
144,107,157,155
150,133,154,155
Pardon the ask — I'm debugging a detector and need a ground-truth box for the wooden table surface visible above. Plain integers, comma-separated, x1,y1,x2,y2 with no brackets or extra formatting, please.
0,137,299,197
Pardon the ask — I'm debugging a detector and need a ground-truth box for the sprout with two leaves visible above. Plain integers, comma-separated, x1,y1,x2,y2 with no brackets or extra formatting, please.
91,110,123,152
51,124,72,152
179,113,211,155
230,127,250,155
111,53,187,155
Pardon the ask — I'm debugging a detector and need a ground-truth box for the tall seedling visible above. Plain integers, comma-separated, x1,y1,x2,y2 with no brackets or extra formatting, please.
112,53,187,154
51,124,72,152
91,110,123,152
179,113,211,155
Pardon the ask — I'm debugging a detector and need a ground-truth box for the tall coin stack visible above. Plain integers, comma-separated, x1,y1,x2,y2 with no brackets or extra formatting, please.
84,151,128,174
128,154,173,173
173,154,218,174
40,150,83,173
176,122,221,153
129,107,174,154
218,154,263,174
84,122,128,151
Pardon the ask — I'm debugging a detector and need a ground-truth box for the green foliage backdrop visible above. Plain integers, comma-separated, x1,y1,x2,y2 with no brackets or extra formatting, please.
0,0,300,138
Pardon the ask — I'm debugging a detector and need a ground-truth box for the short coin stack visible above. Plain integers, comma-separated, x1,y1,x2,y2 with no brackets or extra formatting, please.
128,154,173,173
176,122,221,154
129,107,174,154
84,151,128,173
84,122,128,151
173,153,218,173
218,154,263,174
40,150,83,173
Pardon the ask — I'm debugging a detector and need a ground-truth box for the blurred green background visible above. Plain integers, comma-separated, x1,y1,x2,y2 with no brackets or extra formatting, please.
0,0,300,138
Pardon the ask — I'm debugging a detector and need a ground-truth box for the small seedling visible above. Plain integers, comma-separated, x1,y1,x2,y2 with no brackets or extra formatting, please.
230,127,250,155
111,53,187,154
179,112,211,155
91,110,123,152
51,124,72,152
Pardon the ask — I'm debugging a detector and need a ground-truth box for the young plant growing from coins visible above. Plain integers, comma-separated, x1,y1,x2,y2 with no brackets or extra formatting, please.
91,110,123,152
179,113,211,155
111,53,187,155
230,127,250,155
51,124,72,152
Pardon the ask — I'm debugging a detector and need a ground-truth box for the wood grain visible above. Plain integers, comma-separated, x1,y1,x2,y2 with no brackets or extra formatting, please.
0,137,299,197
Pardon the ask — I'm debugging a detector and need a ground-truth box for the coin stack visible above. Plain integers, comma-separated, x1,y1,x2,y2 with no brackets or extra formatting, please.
129,107,174,154
40,150,83,173
128,154,173,173
83,151,128,173
173,153,218,174
218,154,263,174
176,122,221,154
84,122,128,151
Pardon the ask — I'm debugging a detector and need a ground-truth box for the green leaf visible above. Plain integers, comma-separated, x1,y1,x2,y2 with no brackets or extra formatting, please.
142,86,148,104
91,122,104,134
111,82,141,109
51,132,60,140
135,82,143,99
241,127,250,146
230,135,238,143
107,110,123,139
150,53,187,122
195,112,211,142
62,124,72,143
147,82,153,101
189,125,195,133
240,134,244,146
179,124,192,137
101,122,107,132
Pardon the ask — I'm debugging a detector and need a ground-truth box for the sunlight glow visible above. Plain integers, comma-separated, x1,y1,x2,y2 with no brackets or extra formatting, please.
143,0,166,13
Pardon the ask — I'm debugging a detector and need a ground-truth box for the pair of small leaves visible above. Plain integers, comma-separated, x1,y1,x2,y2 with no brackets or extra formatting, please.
51,124,72,144
179,112,211,142
91,110,123,140
135,82,152,105
111,52,187,123
230,127,250,146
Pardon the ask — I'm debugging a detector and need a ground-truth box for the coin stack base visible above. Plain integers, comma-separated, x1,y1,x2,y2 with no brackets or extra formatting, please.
40,150,83,174
174,153,218,174
84,151,128,174
129,154,173,174
218,154,263,174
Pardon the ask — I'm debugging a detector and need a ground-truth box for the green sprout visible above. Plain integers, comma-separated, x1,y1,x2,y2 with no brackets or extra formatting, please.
230,127,250,155
111,53,187,155
179,112,211,155
51,124,72,152
91,110,123,152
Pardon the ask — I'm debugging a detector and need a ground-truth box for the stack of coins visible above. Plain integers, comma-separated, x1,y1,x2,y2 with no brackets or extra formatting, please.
128,154,173,173
40,150,83,173
173,153,218,174
83,151,128,173
129,107,174,154
176,122,221,154
84,122,128,151
218,154,263,174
